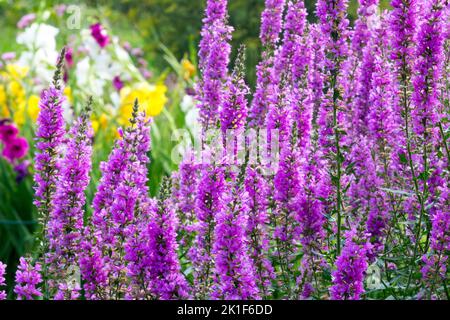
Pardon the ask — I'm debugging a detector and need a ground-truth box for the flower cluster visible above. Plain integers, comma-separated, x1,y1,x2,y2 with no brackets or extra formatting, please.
0,261,6,300
0,120,28,163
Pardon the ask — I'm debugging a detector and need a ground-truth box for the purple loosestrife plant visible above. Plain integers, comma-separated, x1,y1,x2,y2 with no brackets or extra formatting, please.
212,165,259,300
282,0,313,154
309,24,326,127
408,0,446,293
248,0,285,129
105,104,151,298
295,144,329,299
266,1,308,149
0,261,6,300
33,48,67,298
82,101,151,299
3,0,449,301
365,21,398,260
330,229,370,300
14,257,43,300
220,46,249,157
389,0,420,228
197,0,233,131
244,165,275,298
172,150,199,254
46,99,93,300
272,126,302,297
122,111,152,298
145,178,190,299
316,0,350,256
189,163,226,299
352,0,379,58
421,185,449,299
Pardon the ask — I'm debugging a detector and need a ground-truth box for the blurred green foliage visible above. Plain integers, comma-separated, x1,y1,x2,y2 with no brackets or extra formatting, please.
1,0,391,86
97,0,391,86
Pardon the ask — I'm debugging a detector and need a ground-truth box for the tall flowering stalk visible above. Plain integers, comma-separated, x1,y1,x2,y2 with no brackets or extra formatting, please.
389,0,419,224
295,144,329,299
365,21,398,259
197,0,233,131
145,178,190,299
220,46,249,159
212,165,259,300
82,101,151,299
245,165,275,298
272,126,302,297
81,122,131,298
408,0,446,291
189,164,226,298
172,151,199,255
330,229,370,300
14,258,43,300
33,47,66,297
316,0,350,255
248,0,285,129
266,0,307,148
352,0,379,57
283,0,313,153
121,112,152,299
421,186,449,299
0,261,6,300
105,104,151,298
47,99,93,299
309,24,326,126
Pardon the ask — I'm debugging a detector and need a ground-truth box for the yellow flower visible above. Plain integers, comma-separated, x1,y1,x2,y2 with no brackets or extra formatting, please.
181,59,196,80
91,113,109,133
27,95,40,122
91,119,99,133
119,83,168,124
8,80,25,101
0,85,9,118
64,86,73,104
12,95,40,127
6,64,29,79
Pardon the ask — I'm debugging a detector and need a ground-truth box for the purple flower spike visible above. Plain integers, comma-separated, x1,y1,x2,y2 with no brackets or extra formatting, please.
0,261,6,300
14,257,43,300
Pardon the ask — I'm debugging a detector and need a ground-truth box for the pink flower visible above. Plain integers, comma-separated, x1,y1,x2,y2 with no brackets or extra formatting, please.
55,4,67,17
1,52,16,61
65,47,74,67
2,137,29,162
90,23,109,48
113,76,124,91
17,13,36,29
0,124,19,143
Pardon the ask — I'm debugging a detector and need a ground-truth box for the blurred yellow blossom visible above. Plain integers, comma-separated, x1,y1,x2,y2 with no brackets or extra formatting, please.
64,86,73,104
5,64,29,79
27,95,40,121
119,82,167,124
13,95,40,126
8,80,25,100
181,59,196,80
91,113,109,133
0,85,8,118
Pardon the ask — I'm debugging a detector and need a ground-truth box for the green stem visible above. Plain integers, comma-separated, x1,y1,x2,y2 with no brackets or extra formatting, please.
438,121,450,171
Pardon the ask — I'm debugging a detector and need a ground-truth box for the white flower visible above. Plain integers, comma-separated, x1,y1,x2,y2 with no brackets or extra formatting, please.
16,23,59,89
75,57,106,96
17,23,59,51
180,94,195,112
185,107,200,137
